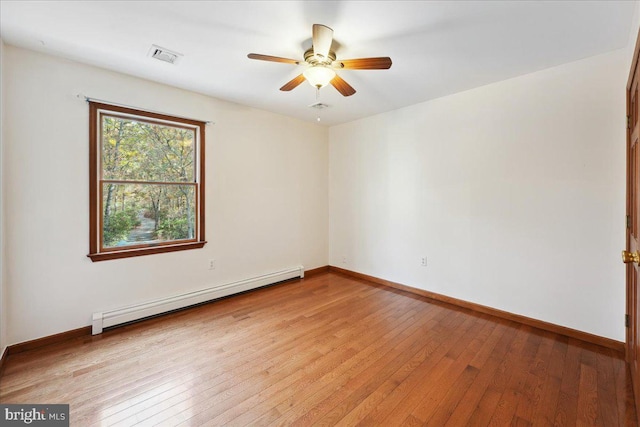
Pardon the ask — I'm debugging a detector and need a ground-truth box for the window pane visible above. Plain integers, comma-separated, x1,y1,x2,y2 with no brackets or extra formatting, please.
102,183,196,248
102,116,195,182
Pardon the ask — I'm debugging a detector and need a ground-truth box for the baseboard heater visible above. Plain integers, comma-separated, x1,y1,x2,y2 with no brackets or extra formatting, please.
92,265,304,335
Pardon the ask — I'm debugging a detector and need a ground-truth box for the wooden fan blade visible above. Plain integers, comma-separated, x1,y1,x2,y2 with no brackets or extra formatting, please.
330,74,356,97
248,53,300,65
337,57,392,70
280,74,306,91
312,24,334,60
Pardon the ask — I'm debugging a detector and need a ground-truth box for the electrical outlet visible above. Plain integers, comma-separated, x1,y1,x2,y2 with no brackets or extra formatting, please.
208,259,216,270
342,256,347,264
421,257,427,267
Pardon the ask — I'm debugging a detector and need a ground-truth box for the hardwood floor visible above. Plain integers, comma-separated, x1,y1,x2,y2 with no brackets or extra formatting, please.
0,272,636,426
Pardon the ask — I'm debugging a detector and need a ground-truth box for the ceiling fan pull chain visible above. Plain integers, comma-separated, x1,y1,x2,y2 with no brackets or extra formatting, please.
316,86,320,100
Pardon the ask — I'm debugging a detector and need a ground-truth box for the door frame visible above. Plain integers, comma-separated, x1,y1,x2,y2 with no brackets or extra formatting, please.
626,26,640,422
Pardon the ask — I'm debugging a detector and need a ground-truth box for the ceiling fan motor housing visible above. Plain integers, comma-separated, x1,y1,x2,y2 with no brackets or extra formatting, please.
304,48,337,66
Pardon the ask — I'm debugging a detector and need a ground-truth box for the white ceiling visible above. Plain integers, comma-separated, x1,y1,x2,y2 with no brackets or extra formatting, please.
0,1,636,126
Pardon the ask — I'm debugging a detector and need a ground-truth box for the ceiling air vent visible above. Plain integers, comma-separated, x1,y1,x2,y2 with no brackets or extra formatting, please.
308,102,330,110
148,45,183,64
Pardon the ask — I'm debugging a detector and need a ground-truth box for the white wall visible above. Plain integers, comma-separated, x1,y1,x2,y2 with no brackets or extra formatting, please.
627,3,640,68
329,47,629,341
3,46,328,345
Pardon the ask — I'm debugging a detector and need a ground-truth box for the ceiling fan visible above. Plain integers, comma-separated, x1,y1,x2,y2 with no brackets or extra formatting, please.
248,24,392,97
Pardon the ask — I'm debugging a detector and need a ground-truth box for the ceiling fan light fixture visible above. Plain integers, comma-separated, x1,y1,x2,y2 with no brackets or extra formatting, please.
303,65,336,88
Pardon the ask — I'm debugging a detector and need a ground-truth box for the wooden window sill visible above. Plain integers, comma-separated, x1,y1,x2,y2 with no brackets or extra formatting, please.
88,241,207,262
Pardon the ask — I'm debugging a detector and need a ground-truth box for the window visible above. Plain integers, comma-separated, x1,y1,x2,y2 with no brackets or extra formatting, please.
88,102,206,261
